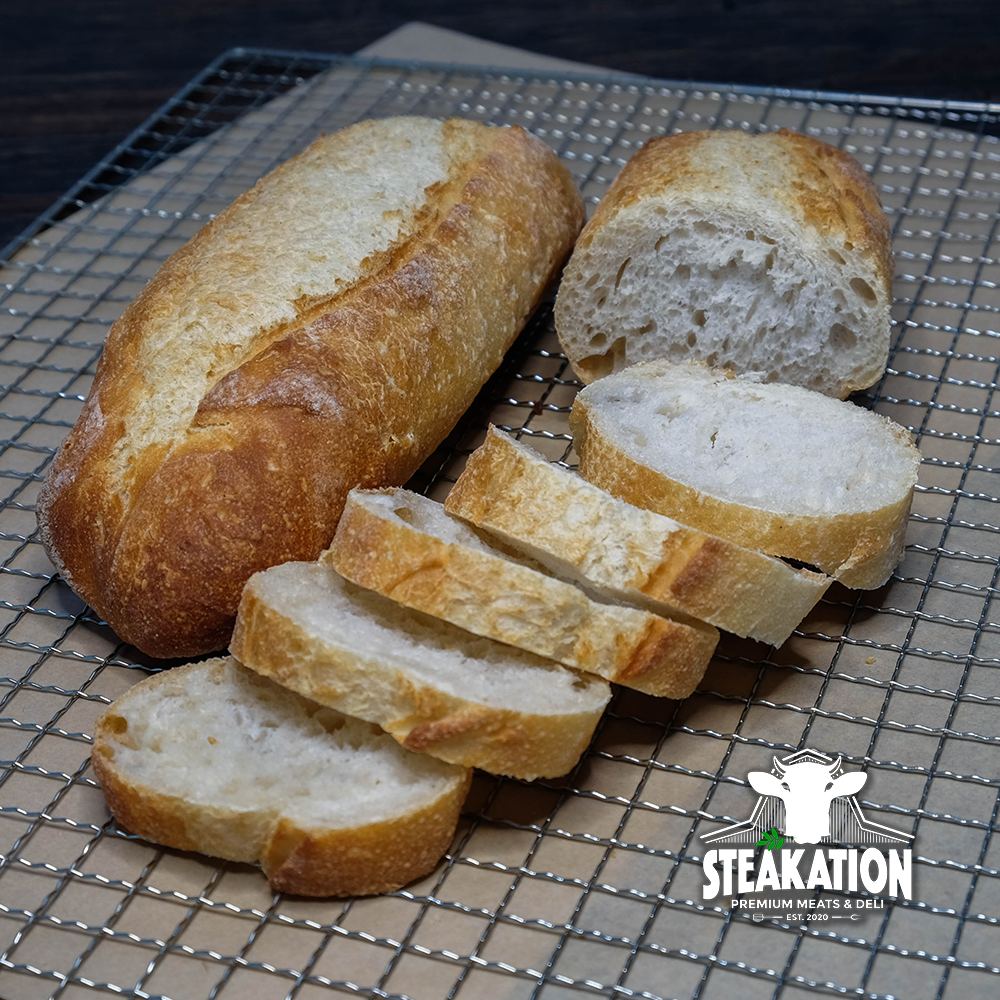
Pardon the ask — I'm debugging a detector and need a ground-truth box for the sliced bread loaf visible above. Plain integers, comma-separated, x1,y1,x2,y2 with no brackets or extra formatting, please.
554,129,893,397
231,561,610,779
445,426,830,646
91,656,471,897
323,488,719,698
570,360,921,590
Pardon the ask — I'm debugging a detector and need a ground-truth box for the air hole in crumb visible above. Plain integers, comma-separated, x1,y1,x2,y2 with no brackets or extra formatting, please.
850,277,877,304
636,321,657,335
393,506,414,524
765,251,776,270
589,332,607,348
674,264,691,280
844,241,854,250
710,431,718,448
687,331,698,347
596,292,608,307
721,337,731,352
760,235,777,245
745,230,756,240
706,352,719,366
828,248,846,266
693,309,707,327
578,336,628,380
693,220,717,235
316,709,348,733
654,235,668,251
614,257,632,290
829,323,857,350
585,273,600,287
105,715,138,760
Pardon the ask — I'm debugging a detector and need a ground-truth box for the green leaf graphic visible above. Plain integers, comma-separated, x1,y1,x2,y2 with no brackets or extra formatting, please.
756,828,785,852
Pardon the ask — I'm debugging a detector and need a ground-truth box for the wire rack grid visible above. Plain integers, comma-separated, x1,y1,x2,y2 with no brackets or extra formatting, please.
2,47,1000,1000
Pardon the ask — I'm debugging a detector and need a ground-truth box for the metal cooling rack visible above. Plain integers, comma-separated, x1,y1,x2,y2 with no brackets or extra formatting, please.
2,47,1000,1000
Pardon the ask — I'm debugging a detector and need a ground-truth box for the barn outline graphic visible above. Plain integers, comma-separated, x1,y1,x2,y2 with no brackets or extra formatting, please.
701,749,914,846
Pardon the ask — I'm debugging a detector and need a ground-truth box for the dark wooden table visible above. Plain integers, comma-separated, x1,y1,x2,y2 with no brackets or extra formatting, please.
3,0,999,251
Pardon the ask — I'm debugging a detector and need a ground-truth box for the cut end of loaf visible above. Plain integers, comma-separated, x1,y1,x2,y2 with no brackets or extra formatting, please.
559,208,890,395
555,129,893,398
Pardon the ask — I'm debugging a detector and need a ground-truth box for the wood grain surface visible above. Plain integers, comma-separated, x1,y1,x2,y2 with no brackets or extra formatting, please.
2,0,998,250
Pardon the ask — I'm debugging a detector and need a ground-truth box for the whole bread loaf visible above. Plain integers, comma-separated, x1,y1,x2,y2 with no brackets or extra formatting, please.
91,656,471,896
554,128,893,397
36,116,584,658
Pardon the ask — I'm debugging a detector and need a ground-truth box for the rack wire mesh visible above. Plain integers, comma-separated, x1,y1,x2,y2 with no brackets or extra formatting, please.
2,47,1000,1000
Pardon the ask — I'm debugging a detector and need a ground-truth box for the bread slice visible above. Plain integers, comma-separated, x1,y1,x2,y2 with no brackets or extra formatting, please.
231,561,610,780
323,488,718,698
554,128,893,397
570,360,921,590
444,426,831,646
90,656,471,897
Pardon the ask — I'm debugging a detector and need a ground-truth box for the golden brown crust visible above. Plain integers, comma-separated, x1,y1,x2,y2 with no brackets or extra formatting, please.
230,573,606,779
444,426,831,645
775,129,894,293
91,658,472,897
37,119,584,658
617,616,710,696
261,773,471,896
571,400,914,591
324,490,718,698
95,748,470,896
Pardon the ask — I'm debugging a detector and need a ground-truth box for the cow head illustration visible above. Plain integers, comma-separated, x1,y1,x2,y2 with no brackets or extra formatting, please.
747,756,867,844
